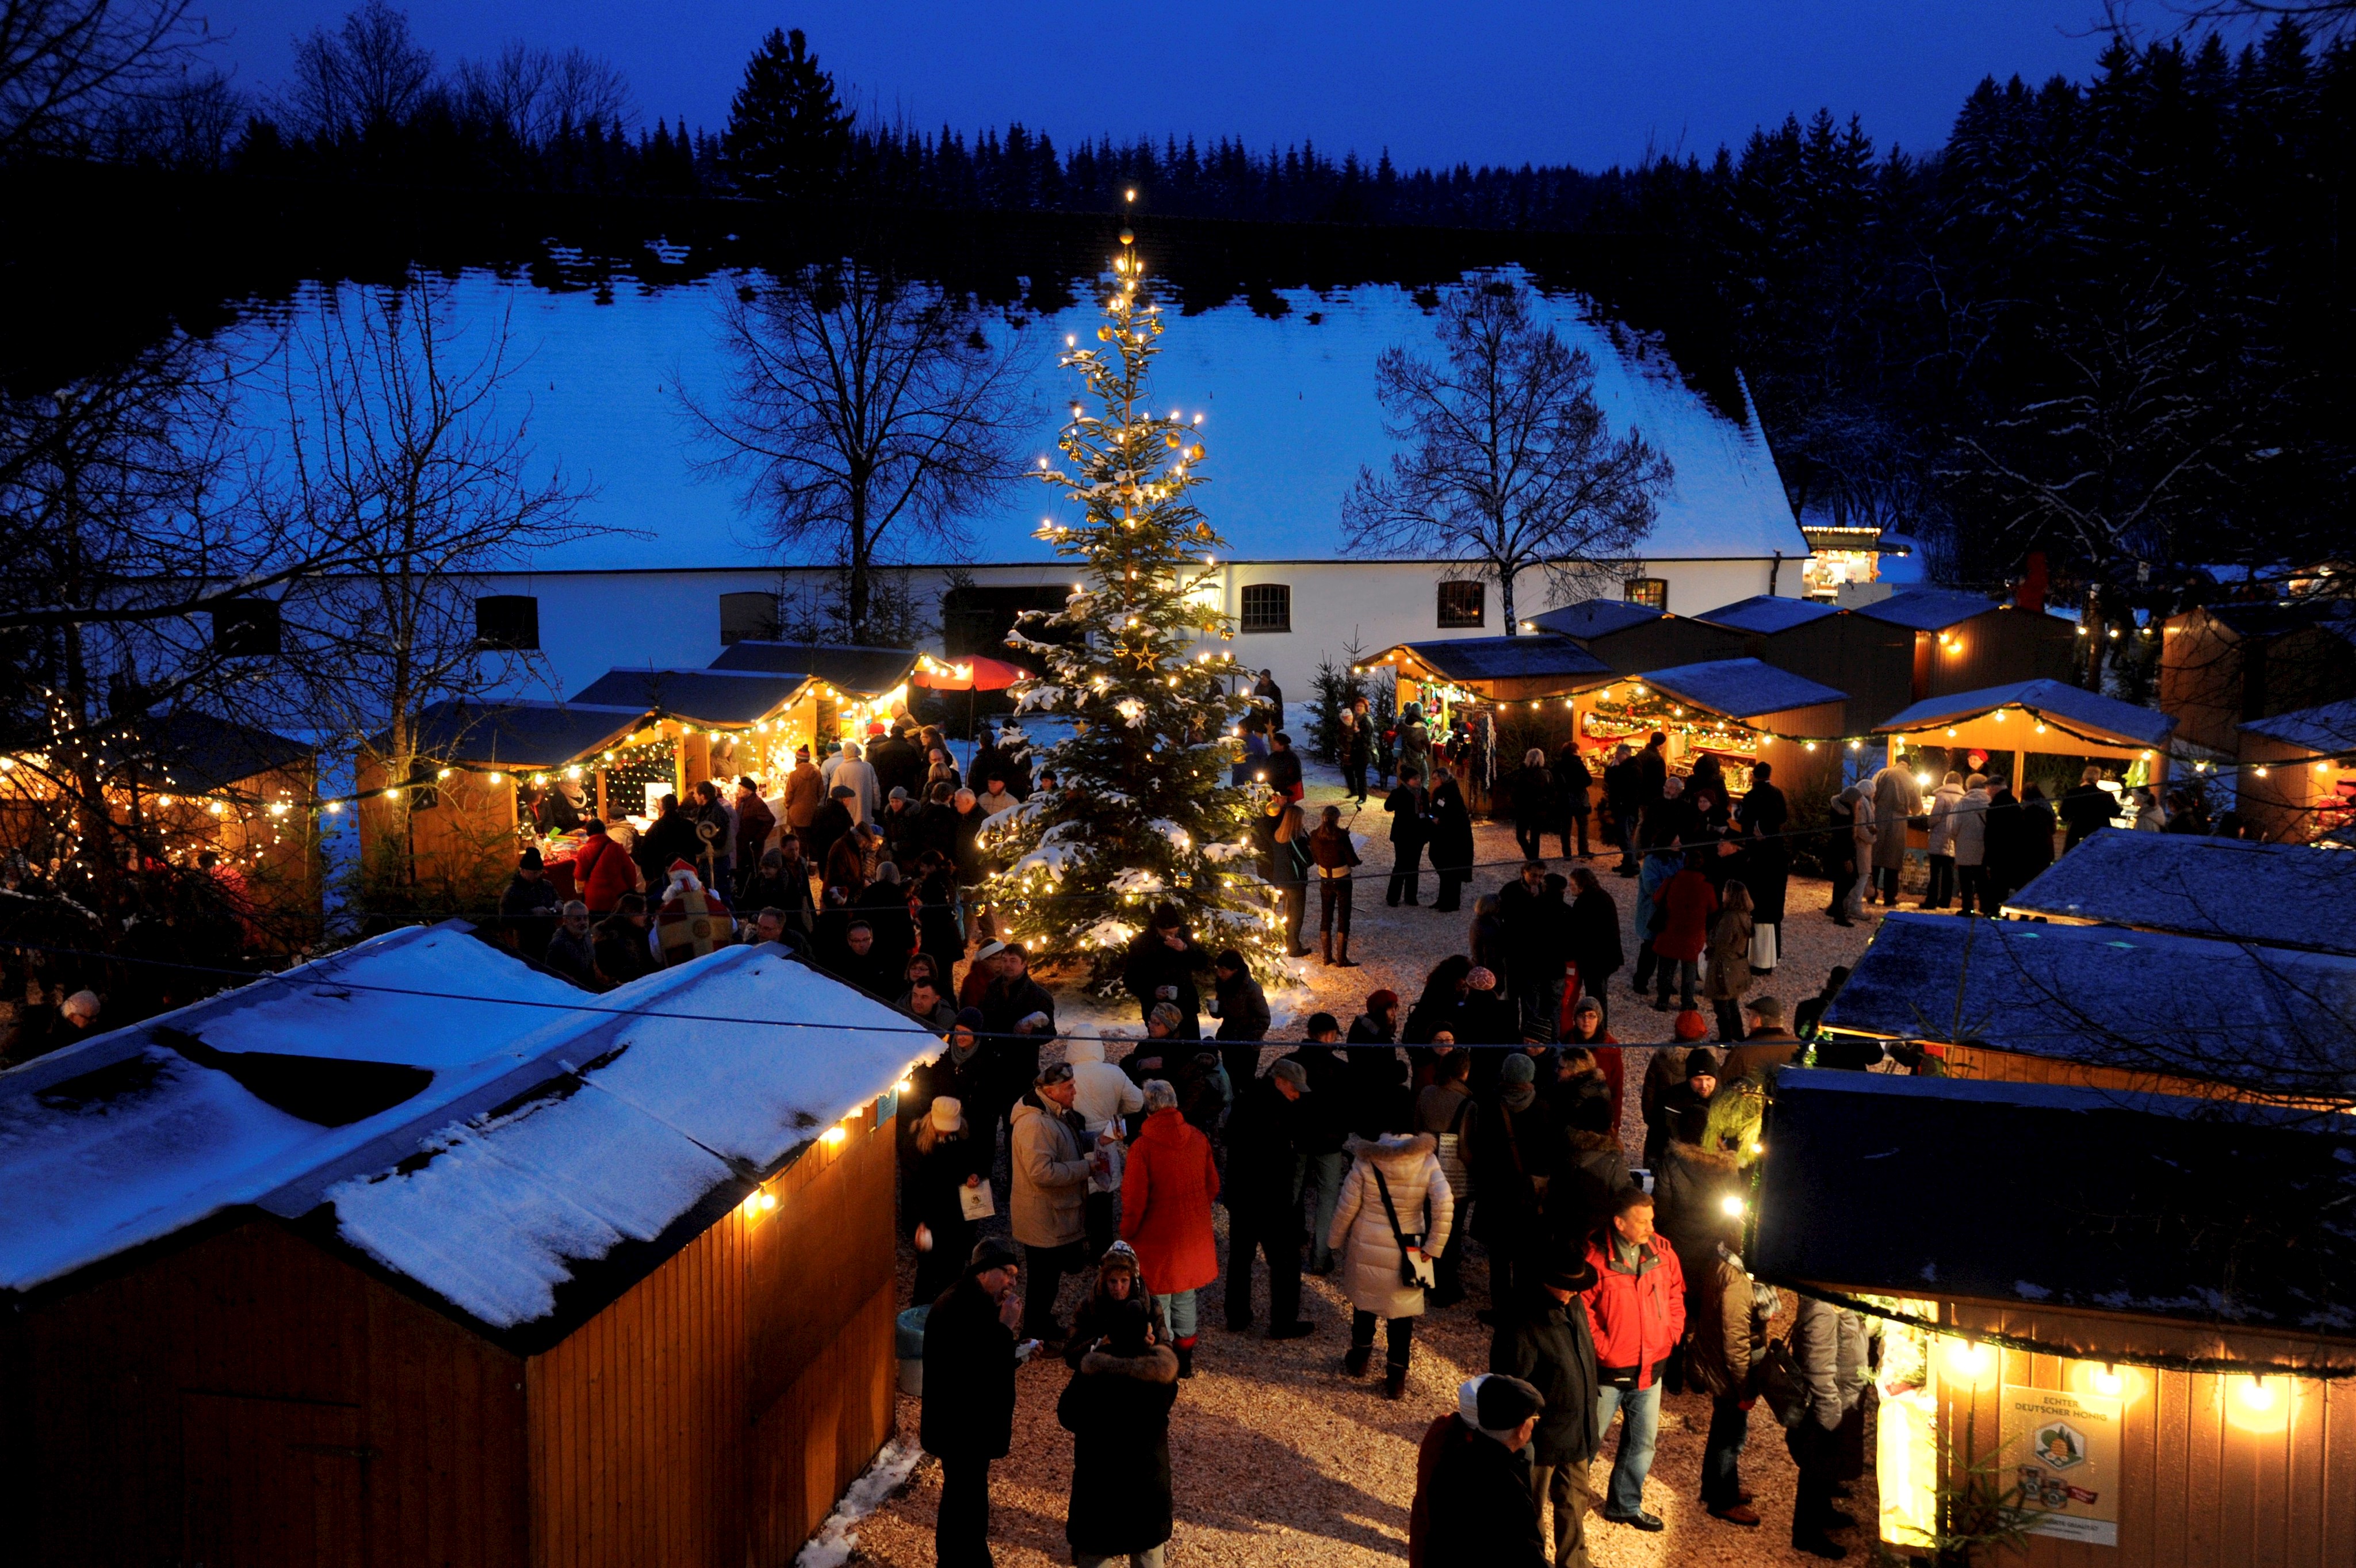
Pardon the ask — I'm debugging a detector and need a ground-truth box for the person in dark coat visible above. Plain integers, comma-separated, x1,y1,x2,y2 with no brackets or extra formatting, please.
1124,904,1208,1037
1058,1263,1182,1568
1502,749,1555,863
591,894,659,985
1490,1259,1603,1568
1403,955,1471,1047
1475,1053,1560,1319
1264,730,1305,802
1980,777,2029,909
867,724,925,802
2007,783,2058,893
1420,1374,1551,1568
1211,948,1273,1092
921,1240,1026,1568
1736,764,1789,975
1385,766,1429,906
2058,767,2116,849
802,785,856,884
906,1093,991,1306
738,844,815,935
1428,774,1476,913
1603,743,1644,874
1343,698,1375,802
498,848,560,960
1222,1060,1316,1337
1554,742,1595,860
1563,867,1623,1030
978,944,1057,1102
1344,988,1411,1137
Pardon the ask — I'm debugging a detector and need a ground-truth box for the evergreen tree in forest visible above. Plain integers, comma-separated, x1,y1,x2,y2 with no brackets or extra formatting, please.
722,27,851,197
978,234,1288,986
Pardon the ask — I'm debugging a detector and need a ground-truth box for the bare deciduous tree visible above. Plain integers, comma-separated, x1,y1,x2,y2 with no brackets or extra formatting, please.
0,0,216,156
453,40,631,148
1344,278,1673,632
680,262,1031,644
280,0,436,142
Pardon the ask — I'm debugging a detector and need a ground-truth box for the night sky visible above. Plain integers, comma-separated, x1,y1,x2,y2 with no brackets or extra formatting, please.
198,0,2118,170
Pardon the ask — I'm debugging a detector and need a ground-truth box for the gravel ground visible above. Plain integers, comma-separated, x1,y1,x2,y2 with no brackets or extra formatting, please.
867,767,1887,1566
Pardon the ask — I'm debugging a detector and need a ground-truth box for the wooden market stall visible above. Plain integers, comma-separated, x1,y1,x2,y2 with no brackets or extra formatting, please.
2236,698,2356,845
1814,909,2356,1105
0,925,935,1568
1873,677,2177,806
2160,599,2356,757
706,641,920,742
1581,656,1849,803
1750,1069,2356,1568
1362,634,1617,758
2002,831,2356,955
1852,587,2076,705
1526,597,1742,676
1693,594,1917,735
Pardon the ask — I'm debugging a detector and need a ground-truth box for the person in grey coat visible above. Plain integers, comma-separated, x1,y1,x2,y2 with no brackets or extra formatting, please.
1786,1295,1875,1558
1868,755,1921,907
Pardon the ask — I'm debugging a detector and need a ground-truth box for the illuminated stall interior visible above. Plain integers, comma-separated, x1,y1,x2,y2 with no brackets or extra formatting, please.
705,641,921,743
1872,676,2177,807
2236,697,2356,845
1797,522,1893,598
565,668,823,806
1751,1070,2356,1567
1361,635,1616,753
1580,656,1848,799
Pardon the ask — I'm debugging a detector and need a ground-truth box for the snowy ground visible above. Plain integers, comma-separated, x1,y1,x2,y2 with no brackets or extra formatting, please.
860,760,1888,1566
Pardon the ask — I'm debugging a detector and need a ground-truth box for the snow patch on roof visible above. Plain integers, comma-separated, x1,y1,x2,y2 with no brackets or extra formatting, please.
1875,679,2174,748
2007,831,2356,955
1639,657,1845,719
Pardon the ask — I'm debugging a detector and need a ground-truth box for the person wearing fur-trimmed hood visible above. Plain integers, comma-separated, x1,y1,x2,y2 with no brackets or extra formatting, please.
1056,1242,1180,1568
1328,1129,1456,1401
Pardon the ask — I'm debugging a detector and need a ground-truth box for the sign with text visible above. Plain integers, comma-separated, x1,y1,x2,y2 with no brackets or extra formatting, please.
2002,1383,2122,1547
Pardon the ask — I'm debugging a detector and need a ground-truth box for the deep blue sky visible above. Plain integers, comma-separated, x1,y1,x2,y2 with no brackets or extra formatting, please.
201,0,2118,170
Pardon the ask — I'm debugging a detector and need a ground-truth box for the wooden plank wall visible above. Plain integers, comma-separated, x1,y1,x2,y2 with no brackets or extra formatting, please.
1935,1301,2356,1567
525,1098,898,1568
0,1219,529,1568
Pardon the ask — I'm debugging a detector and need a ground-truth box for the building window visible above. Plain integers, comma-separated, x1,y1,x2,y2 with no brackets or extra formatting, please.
1436,580,1485,628
1240,583,1291,633
474,595,540,652
719,591,780,645
1624,578,1668,610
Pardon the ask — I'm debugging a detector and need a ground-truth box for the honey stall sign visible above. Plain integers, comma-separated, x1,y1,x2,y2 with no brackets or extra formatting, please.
2001,1383,2122,1547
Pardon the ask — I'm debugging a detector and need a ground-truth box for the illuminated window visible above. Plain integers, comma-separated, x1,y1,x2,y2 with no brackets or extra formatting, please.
1240,583,1291,633
1624,578,1668,610
1436,580,1485,628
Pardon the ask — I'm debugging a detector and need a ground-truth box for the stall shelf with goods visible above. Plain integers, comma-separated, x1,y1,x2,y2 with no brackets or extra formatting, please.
0,924,932,1568
2236,697,2356,845
707,640,921,744
1749,1069,2356,1567
1580,655,1848,801
1359,634,1616,764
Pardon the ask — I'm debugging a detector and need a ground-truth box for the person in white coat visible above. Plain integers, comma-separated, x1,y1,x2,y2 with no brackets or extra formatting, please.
1921,772,1965,910
1328,1130,1456,1401
832,740,879,825
1064,1034,1146,1256
1951,774,1992,916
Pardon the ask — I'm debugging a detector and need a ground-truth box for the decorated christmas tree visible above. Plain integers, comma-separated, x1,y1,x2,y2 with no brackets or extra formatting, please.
980,232,1288,986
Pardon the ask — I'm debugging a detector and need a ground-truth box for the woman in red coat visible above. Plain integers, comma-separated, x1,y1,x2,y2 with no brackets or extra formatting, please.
572,821,640,915
1118,1080,1221,1377
1650,851,1719,1013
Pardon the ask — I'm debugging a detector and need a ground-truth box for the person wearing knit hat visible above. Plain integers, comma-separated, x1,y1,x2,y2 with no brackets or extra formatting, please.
1674,1007,1708,1043
1499,1051,1537,1087
1472,1043,1553,1322
1412,1375,1550,1567
907,1091,985,1306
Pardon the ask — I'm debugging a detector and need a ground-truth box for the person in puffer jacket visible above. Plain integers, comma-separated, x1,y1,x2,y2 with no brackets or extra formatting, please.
1580,1185,1685,1532
1329,1130,1456,1401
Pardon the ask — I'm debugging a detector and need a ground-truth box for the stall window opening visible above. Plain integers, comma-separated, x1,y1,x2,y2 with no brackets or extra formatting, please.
1436,580,1485,629
1240,583,1291,633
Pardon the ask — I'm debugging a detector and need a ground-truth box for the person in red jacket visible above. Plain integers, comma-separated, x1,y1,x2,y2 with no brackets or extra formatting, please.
1650,851,1719,1012
571,820,640,915
1118,1078,1222,1377
1582,1185,1685,1532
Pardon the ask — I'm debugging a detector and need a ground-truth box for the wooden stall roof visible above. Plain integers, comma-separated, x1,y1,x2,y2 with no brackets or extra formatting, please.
1876,676,2175,749
1818,911,2356,1094
706,641,920,699
2241,695,2356,757
0,931,936,1355
134,710,312,792
1693,594,1841,636
1750,1070,2356,1352
1527,598,1673,640
2005,832,2356,957
567,668,814,727
401,698,644,768
1851,586,2010,632
1636,656,1847,721
1366,634,1614,693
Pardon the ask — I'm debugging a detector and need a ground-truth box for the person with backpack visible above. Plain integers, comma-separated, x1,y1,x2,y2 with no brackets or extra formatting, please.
1687,1196,1779,1529
1328,1127,1456,1400
1581,1186,1685,1533
1410,1374,1551,1568
1490,1259,1602,1568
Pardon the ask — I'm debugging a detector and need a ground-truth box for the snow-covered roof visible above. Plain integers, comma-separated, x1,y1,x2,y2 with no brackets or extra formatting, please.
0,925,598,1296
1695,595,1839,636
2006,832,2356,956
1819,911,2356,1091
1851,587,2008,631
567,667,812,725
1638,657,1846,721
707,641,921,698
1379,635,1614,687
1875,678,2174,748
2241,697,2356,755
1526,598,1674,641
404,698,644,767
0,931,935,1348
138,710,312,791
1751,1070,2356,1341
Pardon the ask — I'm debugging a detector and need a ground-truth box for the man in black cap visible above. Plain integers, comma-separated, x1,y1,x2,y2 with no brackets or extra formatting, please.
498,846,559,959
1418,1373,1550,1568
1491,1259,1604,1567
921,1238,1026,1567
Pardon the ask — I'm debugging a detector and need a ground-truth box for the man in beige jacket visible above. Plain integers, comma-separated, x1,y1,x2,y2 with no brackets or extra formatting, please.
1011,1061,1101,1341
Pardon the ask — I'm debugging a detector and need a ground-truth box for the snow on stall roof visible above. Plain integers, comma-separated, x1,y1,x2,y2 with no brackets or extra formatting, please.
401,698,644,768
1638,657,1845,720
1875,678,2174,748
1753,1069,2356,1337
1525,599,1672,641
1850,586,2007,631
1819,911,2356,1083
707,642,921,698
567,667,810,724
0,926,596,1294
319,946,938,1336
2242,697,2356,755
1386,636,1615,685
2006,832,2356,955
1695,594,1839,636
